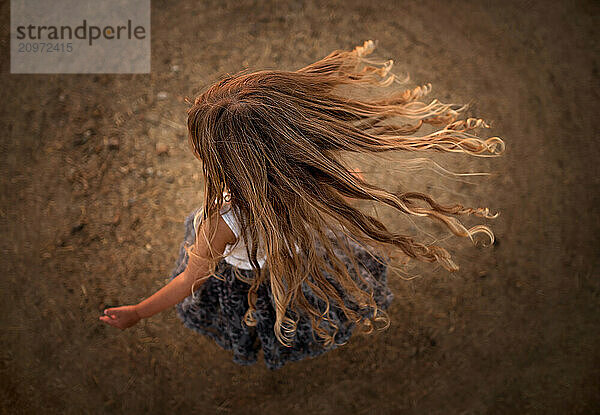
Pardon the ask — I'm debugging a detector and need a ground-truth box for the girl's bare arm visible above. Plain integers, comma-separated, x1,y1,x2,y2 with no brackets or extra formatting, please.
100,212,236,329
135,213,236,318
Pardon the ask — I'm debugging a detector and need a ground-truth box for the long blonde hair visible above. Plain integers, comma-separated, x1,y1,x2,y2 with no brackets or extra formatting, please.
185,40,504,347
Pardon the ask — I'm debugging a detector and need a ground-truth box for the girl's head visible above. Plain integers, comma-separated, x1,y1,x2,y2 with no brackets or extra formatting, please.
186,41,504,347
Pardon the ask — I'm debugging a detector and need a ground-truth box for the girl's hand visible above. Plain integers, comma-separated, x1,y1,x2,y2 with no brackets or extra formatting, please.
99,305,141,330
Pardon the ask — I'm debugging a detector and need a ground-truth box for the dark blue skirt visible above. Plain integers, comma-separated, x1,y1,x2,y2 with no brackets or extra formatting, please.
169,209,393,370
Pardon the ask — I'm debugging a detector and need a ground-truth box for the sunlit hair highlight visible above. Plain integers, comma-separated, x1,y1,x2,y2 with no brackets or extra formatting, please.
186,40,504,347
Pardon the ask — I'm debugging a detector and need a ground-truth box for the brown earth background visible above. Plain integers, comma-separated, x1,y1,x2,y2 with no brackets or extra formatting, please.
1,0,599,413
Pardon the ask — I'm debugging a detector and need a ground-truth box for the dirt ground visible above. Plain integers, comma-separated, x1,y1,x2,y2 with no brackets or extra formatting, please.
1,0,599,413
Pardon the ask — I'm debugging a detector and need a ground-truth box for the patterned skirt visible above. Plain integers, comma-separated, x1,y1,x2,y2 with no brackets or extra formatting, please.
168,209,393,370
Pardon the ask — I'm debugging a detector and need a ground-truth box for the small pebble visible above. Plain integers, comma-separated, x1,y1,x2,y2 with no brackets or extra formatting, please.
145,113,160,125
157,91,168,100
156,142,169,155
105,137,119,150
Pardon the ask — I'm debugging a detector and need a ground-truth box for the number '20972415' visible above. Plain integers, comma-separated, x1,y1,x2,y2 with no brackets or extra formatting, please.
18,43,73,53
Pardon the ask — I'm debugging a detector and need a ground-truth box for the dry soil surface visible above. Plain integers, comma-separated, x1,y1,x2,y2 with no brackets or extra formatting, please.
1,0,599,414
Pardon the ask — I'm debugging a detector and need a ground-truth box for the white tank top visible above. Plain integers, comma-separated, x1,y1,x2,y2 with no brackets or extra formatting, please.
220,204,267,270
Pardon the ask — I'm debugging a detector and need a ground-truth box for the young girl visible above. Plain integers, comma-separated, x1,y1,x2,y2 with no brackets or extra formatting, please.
99,40,504,370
